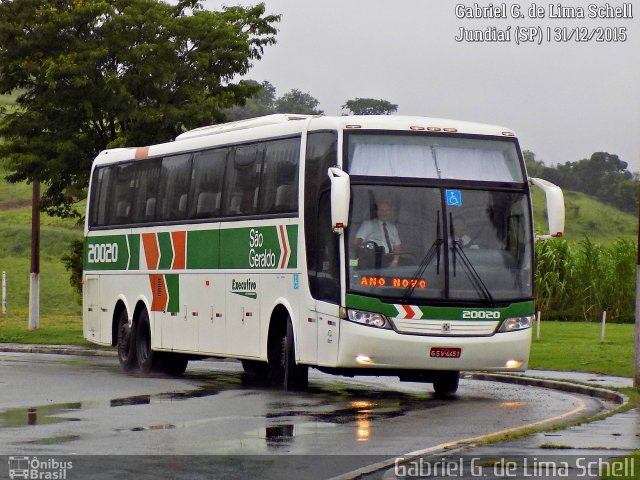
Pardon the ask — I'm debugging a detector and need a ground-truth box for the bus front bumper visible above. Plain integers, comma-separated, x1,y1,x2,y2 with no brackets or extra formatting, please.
335,320,531,372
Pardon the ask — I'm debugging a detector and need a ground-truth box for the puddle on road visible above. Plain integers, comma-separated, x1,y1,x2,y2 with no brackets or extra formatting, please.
0,403,82,428
0,381,226,429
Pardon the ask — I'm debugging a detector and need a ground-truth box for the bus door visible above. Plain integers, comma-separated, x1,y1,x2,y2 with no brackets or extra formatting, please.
84,275,101,342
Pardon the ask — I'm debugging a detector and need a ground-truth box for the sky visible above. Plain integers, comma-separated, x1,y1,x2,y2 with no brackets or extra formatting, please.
205,0,639,171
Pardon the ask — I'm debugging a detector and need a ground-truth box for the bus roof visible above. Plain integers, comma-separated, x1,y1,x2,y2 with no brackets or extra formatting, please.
92,114,517,166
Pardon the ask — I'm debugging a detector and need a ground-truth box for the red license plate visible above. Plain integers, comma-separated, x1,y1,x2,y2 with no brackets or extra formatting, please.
430,347,462,358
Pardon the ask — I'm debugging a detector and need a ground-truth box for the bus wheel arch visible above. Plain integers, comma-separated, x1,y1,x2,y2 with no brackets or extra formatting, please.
267,304,308,390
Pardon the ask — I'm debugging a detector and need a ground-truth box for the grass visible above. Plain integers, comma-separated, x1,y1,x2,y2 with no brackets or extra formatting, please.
529,321,635,377
0,313,85,345
0,166,83,316
531,188,638,245
602,451,640,480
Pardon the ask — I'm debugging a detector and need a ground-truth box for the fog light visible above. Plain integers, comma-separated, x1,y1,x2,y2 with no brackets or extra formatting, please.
356,355,373,365
506,359,523,369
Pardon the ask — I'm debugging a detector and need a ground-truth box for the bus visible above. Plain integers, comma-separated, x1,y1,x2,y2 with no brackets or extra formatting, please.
83,114,564,395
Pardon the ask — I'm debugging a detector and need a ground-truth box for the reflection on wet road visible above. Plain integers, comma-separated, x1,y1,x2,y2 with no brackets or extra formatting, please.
0,352,606,469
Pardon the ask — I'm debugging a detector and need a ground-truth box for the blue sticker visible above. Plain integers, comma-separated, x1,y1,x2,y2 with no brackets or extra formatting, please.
445,190,462,207
293,274,300,290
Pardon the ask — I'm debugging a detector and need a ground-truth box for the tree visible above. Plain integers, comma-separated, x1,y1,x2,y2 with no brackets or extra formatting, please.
0,0,280,217
342,97,398,115
224,80,277,121
274,89,323,115
225,83,323,120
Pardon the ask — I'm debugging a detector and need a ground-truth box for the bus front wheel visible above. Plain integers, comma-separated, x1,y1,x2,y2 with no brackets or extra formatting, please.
268,318,308,391
135,310,159,373
116,309,137,372
159,353,189,376
432,371,460,397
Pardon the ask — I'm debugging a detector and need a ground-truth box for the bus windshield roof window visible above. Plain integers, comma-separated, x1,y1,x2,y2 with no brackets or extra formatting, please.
347,134,524,183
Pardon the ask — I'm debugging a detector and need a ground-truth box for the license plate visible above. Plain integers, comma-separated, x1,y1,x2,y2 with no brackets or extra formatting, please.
430,347,461,358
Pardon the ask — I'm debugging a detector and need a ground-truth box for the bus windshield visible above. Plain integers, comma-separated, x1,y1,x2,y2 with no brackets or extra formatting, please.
346,185,533,304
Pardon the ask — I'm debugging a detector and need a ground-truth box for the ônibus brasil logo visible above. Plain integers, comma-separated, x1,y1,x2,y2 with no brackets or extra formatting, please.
8,456,73,479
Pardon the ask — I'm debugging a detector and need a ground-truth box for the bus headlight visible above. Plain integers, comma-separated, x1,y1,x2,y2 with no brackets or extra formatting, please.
347,309,391,329
498,315,533,333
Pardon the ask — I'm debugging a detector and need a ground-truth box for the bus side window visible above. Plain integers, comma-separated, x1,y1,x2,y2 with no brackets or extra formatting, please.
188,148,227,219
304,131,338,301
157,154,192,221
260,138,300,213
223,145,262,216
130,160,161,223
315,191,340,303
109,164,136,225
89,166,112,227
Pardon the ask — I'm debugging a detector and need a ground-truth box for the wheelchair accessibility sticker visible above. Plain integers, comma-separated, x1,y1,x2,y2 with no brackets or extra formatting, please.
445,190,462,207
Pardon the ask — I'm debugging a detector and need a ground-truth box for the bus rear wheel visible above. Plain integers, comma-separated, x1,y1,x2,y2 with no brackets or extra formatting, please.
268,317,308,390
116,309,137,372
158,353,189,376
432,371,460,397
135,310,159,373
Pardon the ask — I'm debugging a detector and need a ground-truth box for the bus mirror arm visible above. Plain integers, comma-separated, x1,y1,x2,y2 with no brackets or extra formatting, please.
529,177,565,240
328,167,351,233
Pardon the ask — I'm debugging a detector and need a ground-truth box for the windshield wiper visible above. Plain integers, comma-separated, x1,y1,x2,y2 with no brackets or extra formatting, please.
449,213,494,305
402,211,442,302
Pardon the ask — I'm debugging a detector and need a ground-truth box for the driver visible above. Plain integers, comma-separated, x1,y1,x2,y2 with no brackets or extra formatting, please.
354,201,402,267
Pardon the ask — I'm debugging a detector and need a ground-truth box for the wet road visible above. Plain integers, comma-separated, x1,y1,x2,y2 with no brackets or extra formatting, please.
0,352,608,479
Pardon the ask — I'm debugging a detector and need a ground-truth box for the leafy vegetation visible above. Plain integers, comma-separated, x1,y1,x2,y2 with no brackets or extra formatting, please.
535,239,636,323
341,97,398,115
224,80,324,120
0,0,280,218
526,150,638,215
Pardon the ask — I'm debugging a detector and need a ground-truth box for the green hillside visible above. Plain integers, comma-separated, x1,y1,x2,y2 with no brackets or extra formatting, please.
0,172,82,315
531,187,637,245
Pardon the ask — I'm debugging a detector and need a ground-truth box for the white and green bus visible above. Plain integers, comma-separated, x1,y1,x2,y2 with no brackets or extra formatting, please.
83,114,564,395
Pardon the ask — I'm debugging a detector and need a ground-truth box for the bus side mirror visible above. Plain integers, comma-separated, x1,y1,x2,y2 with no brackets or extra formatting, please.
328,167,350,231
529,177,565,240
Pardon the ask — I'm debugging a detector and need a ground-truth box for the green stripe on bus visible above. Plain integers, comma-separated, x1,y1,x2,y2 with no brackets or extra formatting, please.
187,230,220,269
85,235,129,271
85,224,299,271
345,294,534,320
157,232,174,270
165,274,179,313
128,234,140,270
286,225,298,268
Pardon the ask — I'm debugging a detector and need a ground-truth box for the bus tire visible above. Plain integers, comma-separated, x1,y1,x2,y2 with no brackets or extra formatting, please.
268,317,308,391
241,359,270,378
432,371,460,397
160,353,189,376
135,309,159,373
116,309,137,372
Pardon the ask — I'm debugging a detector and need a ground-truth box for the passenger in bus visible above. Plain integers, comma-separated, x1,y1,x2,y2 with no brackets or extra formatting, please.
452,216,480,249
354,201,402,267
